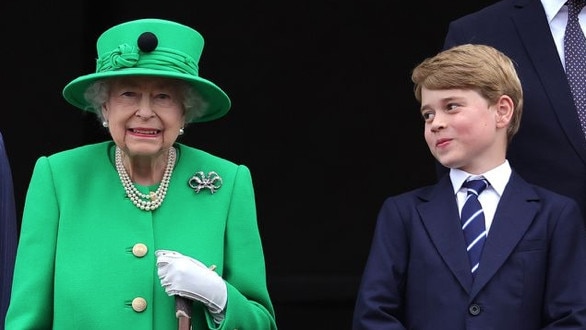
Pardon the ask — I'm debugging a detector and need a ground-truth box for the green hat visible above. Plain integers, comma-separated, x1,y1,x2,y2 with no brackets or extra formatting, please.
62,18,231,123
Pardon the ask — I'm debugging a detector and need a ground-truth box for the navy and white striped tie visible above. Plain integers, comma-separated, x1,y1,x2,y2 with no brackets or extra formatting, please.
461,178,489,276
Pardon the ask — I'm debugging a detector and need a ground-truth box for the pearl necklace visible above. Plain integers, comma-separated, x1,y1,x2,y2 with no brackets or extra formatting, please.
115,146,176,211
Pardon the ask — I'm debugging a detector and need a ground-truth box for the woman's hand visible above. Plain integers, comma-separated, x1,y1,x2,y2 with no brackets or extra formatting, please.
155,250,227,314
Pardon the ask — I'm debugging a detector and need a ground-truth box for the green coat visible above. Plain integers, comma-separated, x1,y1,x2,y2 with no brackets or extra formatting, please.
5,141,277,329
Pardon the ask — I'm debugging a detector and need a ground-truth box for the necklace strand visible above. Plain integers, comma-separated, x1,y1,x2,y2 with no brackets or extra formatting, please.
115,146,176,211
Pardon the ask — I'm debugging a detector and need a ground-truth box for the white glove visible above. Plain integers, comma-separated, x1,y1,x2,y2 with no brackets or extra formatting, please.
155,250,227,314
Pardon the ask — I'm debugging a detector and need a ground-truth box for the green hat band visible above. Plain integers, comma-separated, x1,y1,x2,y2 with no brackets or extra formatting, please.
96,43,199,76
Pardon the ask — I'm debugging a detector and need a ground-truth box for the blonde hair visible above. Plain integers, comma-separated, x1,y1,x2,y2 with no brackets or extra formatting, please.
411,44,523,143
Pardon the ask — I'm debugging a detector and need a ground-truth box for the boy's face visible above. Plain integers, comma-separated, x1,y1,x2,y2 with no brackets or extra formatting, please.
420,88,512,174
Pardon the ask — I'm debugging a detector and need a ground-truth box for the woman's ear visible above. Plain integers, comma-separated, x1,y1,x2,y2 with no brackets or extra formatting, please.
495,95,514,128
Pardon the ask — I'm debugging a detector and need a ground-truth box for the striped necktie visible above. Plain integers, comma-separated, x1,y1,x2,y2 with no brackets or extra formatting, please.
461,178,489,276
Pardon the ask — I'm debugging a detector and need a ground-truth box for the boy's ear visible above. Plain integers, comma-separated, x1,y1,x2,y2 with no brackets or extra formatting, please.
495,95,514,128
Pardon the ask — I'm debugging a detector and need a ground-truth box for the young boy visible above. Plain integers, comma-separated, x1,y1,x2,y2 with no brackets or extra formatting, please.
352,44,586,329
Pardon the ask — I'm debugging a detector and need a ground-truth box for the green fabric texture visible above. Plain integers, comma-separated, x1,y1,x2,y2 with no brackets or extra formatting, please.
5,141,277,329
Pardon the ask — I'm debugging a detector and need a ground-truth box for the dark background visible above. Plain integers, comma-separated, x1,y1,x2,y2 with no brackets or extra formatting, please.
1,1,496,328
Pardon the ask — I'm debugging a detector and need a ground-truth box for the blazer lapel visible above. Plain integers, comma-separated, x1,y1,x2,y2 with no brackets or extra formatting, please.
470,172,540,296
419,176,473,293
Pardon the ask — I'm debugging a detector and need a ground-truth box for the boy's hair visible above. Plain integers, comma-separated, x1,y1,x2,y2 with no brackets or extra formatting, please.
411,44,523,143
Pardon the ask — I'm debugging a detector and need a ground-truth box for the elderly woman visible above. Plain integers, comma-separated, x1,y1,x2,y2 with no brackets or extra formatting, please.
5,18,277,329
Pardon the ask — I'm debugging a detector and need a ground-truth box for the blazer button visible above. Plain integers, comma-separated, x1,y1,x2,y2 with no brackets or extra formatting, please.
468,303,481,316
132,243,148,257
132,297,147,312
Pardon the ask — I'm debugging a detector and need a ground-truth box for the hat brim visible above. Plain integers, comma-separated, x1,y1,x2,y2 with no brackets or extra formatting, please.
62,69,231,123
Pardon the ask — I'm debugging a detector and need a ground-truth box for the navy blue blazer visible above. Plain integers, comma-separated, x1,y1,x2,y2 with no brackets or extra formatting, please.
440,0,586,217
352,172,586,329
0,132,17,328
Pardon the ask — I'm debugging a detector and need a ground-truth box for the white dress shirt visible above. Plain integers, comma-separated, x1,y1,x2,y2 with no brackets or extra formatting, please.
542,0,586,68
450,160,512,234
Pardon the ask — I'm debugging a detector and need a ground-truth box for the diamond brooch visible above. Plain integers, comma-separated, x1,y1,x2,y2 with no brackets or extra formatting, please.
188,171,223,194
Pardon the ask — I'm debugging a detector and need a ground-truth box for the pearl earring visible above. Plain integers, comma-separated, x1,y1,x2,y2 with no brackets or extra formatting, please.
179,128,185,135
102,121,109,128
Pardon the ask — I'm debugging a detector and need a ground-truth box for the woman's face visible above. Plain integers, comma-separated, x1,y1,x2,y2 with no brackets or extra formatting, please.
102,76,186,158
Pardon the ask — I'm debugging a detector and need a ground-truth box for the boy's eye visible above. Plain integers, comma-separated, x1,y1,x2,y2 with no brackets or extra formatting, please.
447,103,459,111
422,112,435,121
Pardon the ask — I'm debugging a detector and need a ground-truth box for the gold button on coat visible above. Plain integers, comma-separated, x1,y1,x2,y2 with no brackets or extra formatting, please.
132,243,148,257
132,297,147,312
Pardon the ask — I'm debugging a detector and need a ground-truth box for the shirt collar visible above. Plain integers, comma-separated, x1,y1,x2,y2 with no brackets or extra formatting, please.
449,160,512,197
542,0,568,23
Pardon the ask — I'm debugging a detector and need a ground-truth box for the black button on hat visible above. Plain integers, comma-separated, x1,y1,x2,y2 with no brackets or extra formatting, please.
137,32,158,52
